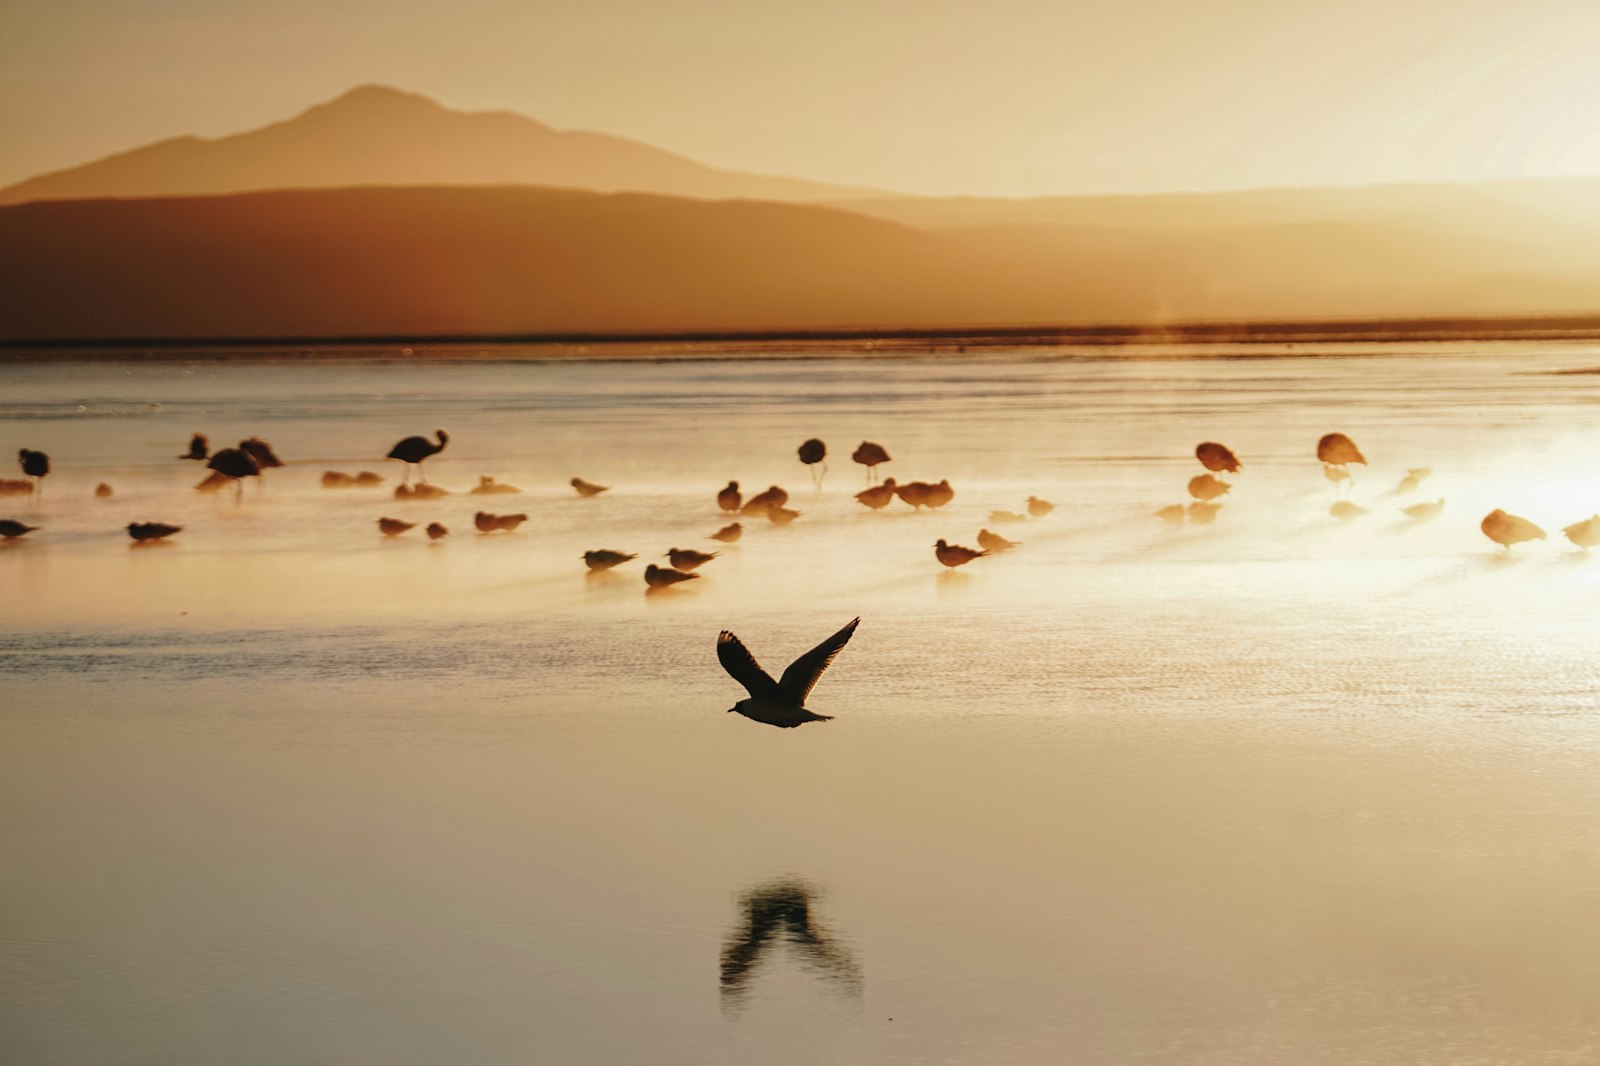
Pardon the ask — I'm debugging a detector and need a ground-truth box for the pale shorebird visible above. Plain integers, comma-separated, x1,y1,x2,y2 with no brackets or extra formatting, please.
570,477,608,497
895,481,933,510
988,509,1027,524
474,511,526,532
925,480,954,509
202,447,260,498
1187,475,1230,501
1195,442,1241,473
179,433,208,461
767,506,801,526
396,483,448,499
127,522,181,542
1481,509,1545,550
1155,504,1186,523
934,539,986,567
798,438,827,488
718,481,742,513
378,517,415,536
323,471,355,488
668,547,719,570
711,523,743,543
387,429,448,484
0,519,39,540
94,483,113,498
471,476,520,495
1026,496,1054,517
354,471,383,487
852,441,890,484
1322,464,1351,491
742,485,789,515
645,563,698,589
855,478,897,510
1330,500,1369,520
584,549,636,570
1187,501,1222,524
977,528,1020,552
716,617,860,728
1401,498,1445,521
426,522,450,540
1395,467,1432,494
18,449,49,496
1562,515,1600,550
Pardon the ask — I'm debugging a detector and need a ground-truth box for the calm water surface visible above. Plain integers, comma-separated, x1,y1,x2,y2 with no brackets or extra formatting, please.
4,344,1600,1064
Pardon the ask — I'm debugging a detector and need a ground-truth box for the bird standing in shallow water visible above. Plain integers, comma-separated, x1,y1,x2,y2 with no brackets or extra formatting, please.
387,430,449,484
717,617,860,728
668,547,719,570
584,549,636,571
977,528,1020,552
0,519,39,540
203,448,260,499
179,434,208,460
934,539,986,567
18,449,48,497
718,481,741,513
378,517,415,536
742,486,789,516
645,563,698,589
1481,509,1544,550
711,523,742,543
798,438,827,488
852,442,890,484
127,522,181,543
571,477,608,497
855,478,897,511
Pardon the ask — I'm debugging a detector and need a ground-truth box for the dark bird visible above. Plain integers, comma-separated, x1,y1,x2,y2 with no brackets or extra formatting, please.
570,477,608,497
645,563,699,589
1317,433,1366,467
0,519,39,539
668,547,719,570
1187,474,1231,501
977,528,1020,552
718,481,742,513
474,511,528,533
1195,442,1241,473
94,483,113,498
584,549,637,571
895,481,934,510
426,522,450,540
179,433,208,460
716,617,860,728
855,478,898,510
742,485,789,515
711,522,743,543
1026,495,1054,517
238,437,284,470
127,522,181,542
767,505,801,526
1481,509,1544,550
1563,515,1600,550
18,448,48,495
798,438,827,488
852,441,891,483
378,517,415,536
387,429,449,484
203,447,260,498
471,476,520,495
322,471,355,488
934,539,986,567
925,480,954,509
720,880,861,1012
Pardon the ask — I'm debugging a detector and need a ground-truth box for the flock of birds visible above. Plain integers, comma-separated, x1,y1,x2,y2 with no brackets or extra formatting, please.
4,429,1600,570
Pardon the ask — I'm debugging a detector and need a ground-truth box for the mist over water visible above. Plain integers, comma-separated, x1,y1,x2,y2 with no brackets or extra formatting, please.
5,344,1600,1064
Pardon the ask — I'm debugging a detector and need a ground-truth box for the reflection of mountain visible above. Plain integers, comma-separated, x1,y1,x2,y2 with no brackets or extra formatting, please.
0,85,883,207
720,880,860,1012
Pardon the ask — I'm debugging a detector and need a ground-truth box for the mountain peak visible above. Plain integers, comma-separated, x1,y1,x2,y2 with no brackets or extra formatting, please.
309,84,445,118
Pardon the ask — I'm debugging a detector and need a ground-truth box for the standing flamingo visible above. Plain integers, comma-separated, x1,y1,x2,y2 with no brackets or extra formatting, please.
17,449,48,498
387,430,449,484
852,441,890,484
798,439,827,489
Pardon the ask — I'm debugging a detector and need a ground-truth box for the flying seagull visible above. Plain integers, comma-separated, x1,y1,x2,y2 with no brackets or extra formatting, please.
717,617,861,728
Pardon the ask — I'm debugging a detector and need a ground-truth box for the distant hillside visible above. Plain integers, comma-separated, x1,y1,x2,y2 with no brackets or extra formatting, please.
4,185,1600,342
0,85,886,206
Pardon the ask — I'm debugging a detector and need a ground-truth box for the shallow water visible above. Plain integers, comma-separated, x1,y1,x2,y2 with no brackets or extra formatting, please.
4,344,1600,1064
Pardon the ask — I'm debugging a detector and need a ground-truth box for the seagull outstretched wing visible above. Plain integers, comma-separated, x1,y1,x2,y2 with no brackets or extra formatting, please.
718,632,783,700
778,618,860,705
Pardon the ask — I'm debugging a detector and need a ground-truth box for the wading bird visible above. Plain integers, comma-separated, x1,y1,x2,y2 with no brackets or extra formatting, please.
934,539,986,567
855,478,897,511
668,547,719,570
378,517,415,536
179,433,209,460
988,509,1027,524
202,447,260,498
1195,442,1241,473
798,438,827,488
387,429,449,484
925,480,954,509
718,481,742,513
475,511,527,533
1481,509,1545,550
18,449,48,496
570,477,608,497
977,528,1020,552
716,617,860,728
584,549,636,571
127,522,181,543
0,519,38,540
645,563,698,589
895,481,934,511
852,441,890,484
1330,500,1369,520
711,523,743,543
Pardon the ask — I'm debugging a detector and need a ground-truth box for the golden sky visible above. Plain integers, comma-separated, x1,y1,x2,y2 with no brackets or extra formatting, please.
5,0,1600,196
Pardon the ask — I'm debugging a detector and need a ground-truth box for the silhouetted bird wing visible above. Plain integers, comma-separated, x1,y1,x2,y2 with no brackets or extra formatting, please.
718,632,784,700
778,618,860,705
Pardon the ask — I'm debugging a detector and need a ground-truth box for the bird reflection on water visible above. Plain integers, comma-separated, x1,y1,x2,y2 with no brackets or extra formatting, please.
719,879,861,1015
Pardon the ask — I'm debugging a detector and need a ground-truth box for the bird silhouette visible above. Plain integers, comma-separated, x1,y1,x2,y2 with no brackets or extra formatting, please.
934,539,986,567
1187,501,1222,524
127,522,181,542
852,441,891,484
645,563,698,588
1026,495,1054,517
1317,433,1366,467
895,481,934,510
570,477,608,497
988,509,1027,524
17,449,49,496
471,476,520,495
798,438,827,488
396,483,448,500
238,437,283,470
179,433,208,460
1401,498,1445,521
1154,504,1186,523
378,517,415,536
855,478,898,510
716,617,860,728
354,471,384,487
1187,475,1230,501
1330,500,1369,520
426,522,450,540
203,447,260,499
742,485,789,515
977,528,1020,551
584,549,636,570
667,547,719,570
711,522,743,543
387,429,449,484
767,505,802,526
94,483,113,498
718,481,742,513
1195,442,1241,473
925,480,955,509
720,880,861,1012
474,511,527,533
1563,516,1600,550
322,471,355,488
0,519,39,540
1481,509,1545,550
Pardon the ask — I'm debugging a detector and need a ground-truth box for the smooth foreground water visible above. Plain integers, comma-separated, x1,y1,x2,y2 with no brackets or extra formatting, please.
4,344,1600,1064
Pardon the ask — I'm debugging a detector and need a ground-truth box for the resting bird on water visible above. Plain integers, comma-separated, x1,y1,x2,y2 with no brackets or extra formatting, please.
717,617,860,728
239,438,283,470
127,522,181,543
645,563,698,589
1481,509,1545,550
718,481,742,513
426,522,450,540
584,549,636,571
475,511,527,533
94,483,113,498
18,449,48,496
1154,504,1186,524
977,528,1020,552
203,447,260,498
387,429,448,484
767,506,801,526
742,485,789,515
1027,496,1054,517
571,477,609,497
711,523,743,543
1195,442,1241,474
1401,499,1445,521
668,547,719,570
1187,475,1230,501
377,517,415,536
934,539,986,568
1562,515,1600,550
0,519,39,540
855,478,897,511
471,476,520,495
179,434,208,460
